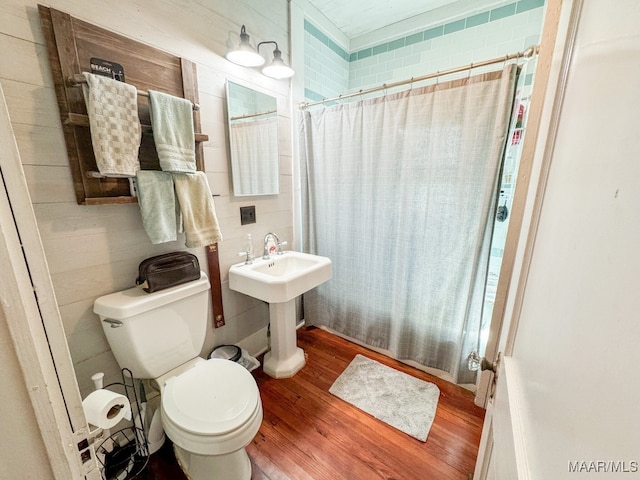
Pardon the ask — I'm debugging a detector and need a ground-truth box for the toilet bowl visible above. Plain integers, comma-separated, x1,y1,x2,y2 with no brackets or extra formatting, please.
93,272,263,480
160,359,262,480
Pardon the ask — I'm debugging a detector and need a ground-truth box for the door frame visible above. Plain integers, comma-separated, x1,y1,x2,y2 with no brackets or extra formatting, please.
474,0,565,407
473,0,583,477
0,83,100,479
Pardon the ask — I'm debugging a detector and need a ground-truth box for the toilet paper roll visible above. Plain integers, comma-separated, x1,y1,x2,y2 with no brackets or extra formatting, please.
82,389,132,429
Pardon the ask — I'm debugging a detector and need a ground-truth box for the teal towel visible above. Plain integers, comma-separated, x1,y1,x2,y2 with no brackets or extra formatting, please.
136,170,177,244
148,90,196,173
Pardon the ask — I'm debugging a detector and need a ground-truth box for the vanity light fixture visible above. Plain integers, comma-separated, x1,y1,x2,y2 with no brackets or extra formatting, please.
259,41,295,79
227,26,295,79
226,25,265,67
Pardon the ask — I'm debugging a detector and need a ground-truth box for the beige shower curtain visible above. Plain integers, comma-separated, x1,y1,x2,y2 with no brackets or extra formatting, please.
299,65,517,384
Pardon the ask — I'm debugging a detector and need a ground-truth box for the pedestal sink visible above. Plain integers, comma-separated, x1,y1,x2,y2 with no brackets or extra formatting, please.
229,251,332,378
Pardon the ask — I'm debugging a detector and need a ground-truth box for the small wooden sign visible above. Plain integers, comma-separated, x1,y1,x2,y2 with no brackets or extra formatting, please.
89,58,125,81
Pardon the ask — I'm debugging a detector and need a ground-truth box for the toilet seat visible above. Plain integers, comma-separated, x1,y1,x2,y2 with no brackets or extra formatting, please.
161,358,263,456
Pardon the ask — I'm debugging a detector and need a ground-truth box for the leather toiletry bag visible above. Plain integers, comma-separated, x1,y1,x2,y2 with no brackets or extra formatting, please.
136,251,200,293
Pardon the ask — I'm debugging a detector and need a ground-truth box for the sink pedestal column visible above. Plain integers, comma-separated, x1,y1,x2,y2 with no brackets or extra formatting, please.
263,299,305,378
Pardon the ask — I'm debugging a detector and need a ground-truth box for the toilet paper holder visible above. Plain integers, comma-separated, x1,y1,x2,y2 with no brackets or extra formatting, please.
84,368,150,480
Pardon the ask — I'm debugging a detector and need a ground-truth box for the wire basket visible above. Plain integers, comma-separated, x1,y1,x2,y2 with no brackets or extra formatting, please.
97,369,149,480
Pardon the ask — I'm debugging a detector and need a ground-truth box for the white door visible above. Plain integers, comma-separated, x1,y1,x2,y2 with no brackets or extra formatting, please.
0,83,101,479
475,0,640,478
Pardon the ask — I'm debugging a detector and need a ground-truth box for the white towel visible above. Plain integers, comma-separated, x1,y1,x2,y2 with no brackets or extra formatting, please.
136,170,178,244
173,172,222,248
81,72,141,177
148,90,196,173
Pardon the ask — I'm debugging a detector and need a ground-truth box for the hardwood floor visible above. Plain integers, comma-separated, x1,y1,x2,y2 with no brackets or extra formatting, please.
142,327,485,479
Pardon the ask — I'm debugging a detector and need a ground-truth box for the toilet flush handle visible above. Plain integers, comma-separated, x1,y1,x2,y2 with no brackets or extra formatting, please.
102,318,123,328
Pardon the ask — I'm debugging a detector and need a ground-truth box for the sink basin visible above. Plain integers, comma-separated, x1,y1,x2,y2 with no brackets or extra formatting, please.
230,250,332,378
229,251,332,303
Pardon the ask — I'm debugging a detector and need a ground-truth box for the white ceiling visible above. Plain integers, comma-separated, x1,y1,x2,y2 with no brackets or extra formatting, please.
306,0,462,38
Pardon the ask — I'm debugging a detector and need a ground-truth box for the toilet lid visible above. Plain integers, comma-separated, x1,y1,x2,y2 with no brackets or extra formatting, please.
162,359,260,436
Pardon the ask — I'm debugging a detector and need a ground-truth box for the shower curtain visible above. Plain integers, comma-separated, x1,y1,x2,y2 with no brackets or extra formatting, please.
299,65,517,384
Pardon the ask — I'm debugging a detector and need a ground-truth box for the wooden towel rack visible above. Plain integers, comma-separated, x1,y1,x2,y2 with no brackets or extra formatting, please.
39,5,209,206
67,73,201,111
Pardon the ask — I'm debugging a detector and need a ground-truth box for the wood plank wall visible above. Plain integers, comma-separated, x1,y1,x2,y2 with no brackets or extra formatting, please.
0,0,293,396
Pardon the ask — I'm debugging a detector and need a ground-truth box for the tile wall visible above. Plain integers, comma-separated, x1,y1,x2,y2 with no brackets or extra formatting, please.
304,0,545,102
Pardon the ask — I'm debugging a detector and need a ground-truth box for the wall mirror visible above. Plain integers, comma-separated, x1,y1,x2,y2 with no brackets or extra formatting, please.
226,80,280,196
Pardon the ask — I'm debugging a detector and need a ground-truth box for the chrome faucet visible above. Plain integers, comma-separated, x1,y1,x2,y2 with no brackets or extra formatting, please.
263,232,286,258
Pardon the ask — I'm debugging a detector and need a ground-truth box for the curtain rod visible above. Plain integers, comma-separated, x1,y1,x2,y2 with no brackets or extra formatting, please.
230,109,277,121
299,45,539,109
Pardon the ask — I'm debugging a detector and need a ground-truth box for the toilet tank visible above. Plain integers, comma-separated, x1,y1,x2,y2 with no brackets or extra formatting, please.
94,272,210,379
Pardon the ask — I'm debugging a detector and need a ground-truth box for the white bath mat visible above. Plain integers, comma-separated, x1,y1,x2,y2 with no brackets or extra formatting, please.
329,354,440,442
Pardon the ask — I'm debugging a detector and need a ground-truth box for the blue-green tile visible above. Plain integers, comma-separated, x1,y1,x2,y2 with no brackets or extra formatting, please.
424,26,443,40
373,43,388,55
303,19,313,32
305,19,350,61
444,19,465,34
517,0,545,13
335,44,346,59
466,12,490,28
303,20,317,38
305,20,322,40
388,38,405,51
350,52,358,62
317,33,328,46
490,3,517,21
357,48,372,60
405,32,424,46
304,88,324,102
305,21,329,45
329,40,349,61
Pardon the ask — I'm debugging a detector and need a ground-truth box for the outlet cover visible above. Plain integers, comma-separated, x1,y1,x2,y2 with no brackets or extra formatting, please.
240,206,256,225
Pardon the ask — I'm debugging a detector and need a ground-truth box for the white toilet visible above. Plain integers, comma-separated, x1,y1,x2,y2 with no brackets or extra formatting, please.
93,272,262,480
